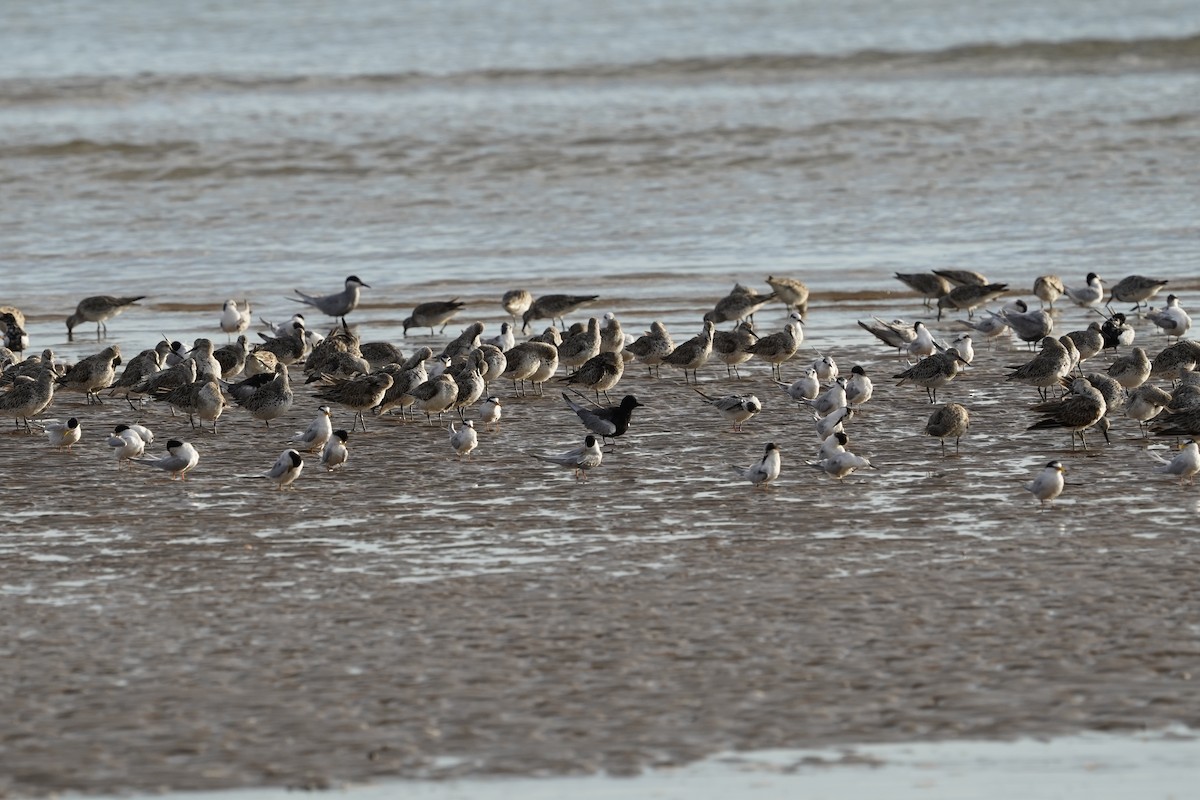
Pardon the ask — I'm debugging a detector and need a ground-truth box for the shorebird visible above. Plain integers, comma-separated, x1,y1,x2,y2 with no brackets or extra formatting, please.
732,442,782,489
234,363,293,428
291,405,334,452
624,321,675,377
290,275,369,322
711,321,757,379
132,439,200,481
924,402,969,457
906,320,937,359
1108,274,1168,314
807,450,876,480
438,322,485,366
1064,272,1104,307
152,377,227,432
844,365,873,406
408,373,458,424
66,295,144,341
521,294,599,333
1149,340,1200,381
936,282,1008,320
360,341,406,370
479,395,502,432
1006,336,1073,400
557,317,601,373
1027,376,1107,450
561,391,642,446
694,388,761,432
1025,460,1066,508
449,362,487,420
894,272,951,307
501,289,533,322
599,312,627,354
529,435,604,481
744,313,803,380
219,299,252,339
766,276,810,317
313,371,394,432
374,348,431,418
1063,324,1105,369
1100,312,1136,351
662,320,715,384
107,343,169,408
858,317,915,353
775,366,820,402
213,335,249,380
933,269,988,287
255,320,308,365
56,345,121,405
133,357,197,410
0,312,27,353
449,420,478,458
1126,384,1172,436
704,285,775,326
893,347,968,403
0,368,56,431
403,299,467,336
558,350,623,404
1000,306,1054,346
1033,275,1066,309
1146,294,1191,340
107,424,147,468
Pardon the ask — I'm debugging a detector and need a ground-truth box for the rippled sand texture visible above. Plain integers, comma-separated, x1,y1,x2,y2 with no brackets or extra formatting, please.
3,291,1199,797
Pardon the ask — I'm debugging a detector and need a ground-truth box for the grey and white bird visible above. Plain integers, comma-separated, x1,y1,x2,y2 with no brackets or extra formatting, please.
906,321,937,359
766,275,810,317
1001,306,1054,346
936,282,1008,320
1064,272,1104,307
132,439,200,481
1033,275,1066,309
731,442,782,489
262,449,304,490
818,431,849,460
814,406,853,441
1027,376,1107,451
501,289,533,322
449,420,479,458
56,345,122,405
744,313,803,379
480,395,502,432
924,402,969,457
521,294,599,333
624,321,675,377
290,275,369,321
219,299,252,338
776,367,821,402
1150,440,1200,486
894,348,968,403
291,405,334,452
1025,460,1067,508
858,317,916,353
695,388,761,432
107,424,147,467
530,435,604,481
485,322,516,353
807,450,876,480
811,353,839,383
1146,294,1191,340
66,295,144,341
1109,274,1168,313
320,429,350,471
403,299,468,336
948,333,975,365
894,272,951,308
807,377,848,417
44,417,81,450
844,365,873,406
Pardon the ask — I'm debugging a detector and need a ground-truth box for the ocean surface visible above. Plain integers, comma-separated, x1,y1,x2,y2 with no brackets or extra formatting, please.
3,2,1200,797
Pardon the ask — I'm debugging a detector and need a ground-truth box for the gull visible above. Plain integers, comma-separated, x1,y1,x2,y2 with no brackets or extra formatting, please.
219,299,252,339
694,388,761,432
449,420,478,458
501,289,533,322
1150,440,1200,485
1025,460,1067,508
132,439,200,481
1064,272,1104,307
290,275,369,322
662,320,715,384
807,377,848,417
1033,275,1065,309
107,424,147,468
893,348,968,403
479,395,502,432
936,282,1008,320
807,450,876,480
624,321,675,377
561,391,643,446
732,442,782,489
529,435,604,481
924,402,969,457
320,429,350,471
776,367,820,402
1109,275,1168,314
766,276,810,317
263,449,304,490
934,269,988,287
66,295,145,341
403,299,468,336
44,417,81,450
1146,294,1191,340
844,365,874,406
521,294,599,333
56,345,122,405
744,313,803,380
1027,376,1107,450
894,272,951,308
291,405,334,452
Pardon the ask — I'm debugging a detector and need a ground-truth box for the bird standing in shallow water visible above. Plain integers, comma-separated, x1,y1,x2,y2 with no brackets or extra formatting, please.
1025,460,1066,508
732,442,782,489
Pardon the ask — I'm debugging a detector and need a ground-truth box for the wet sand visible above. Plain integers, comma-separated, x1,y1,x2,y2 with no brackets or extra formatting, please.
2,291,1199,797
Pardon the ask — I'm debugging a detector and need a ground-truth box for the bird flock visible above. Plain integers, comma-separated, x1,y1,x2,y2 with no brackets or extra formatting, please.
2,269,1197,503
